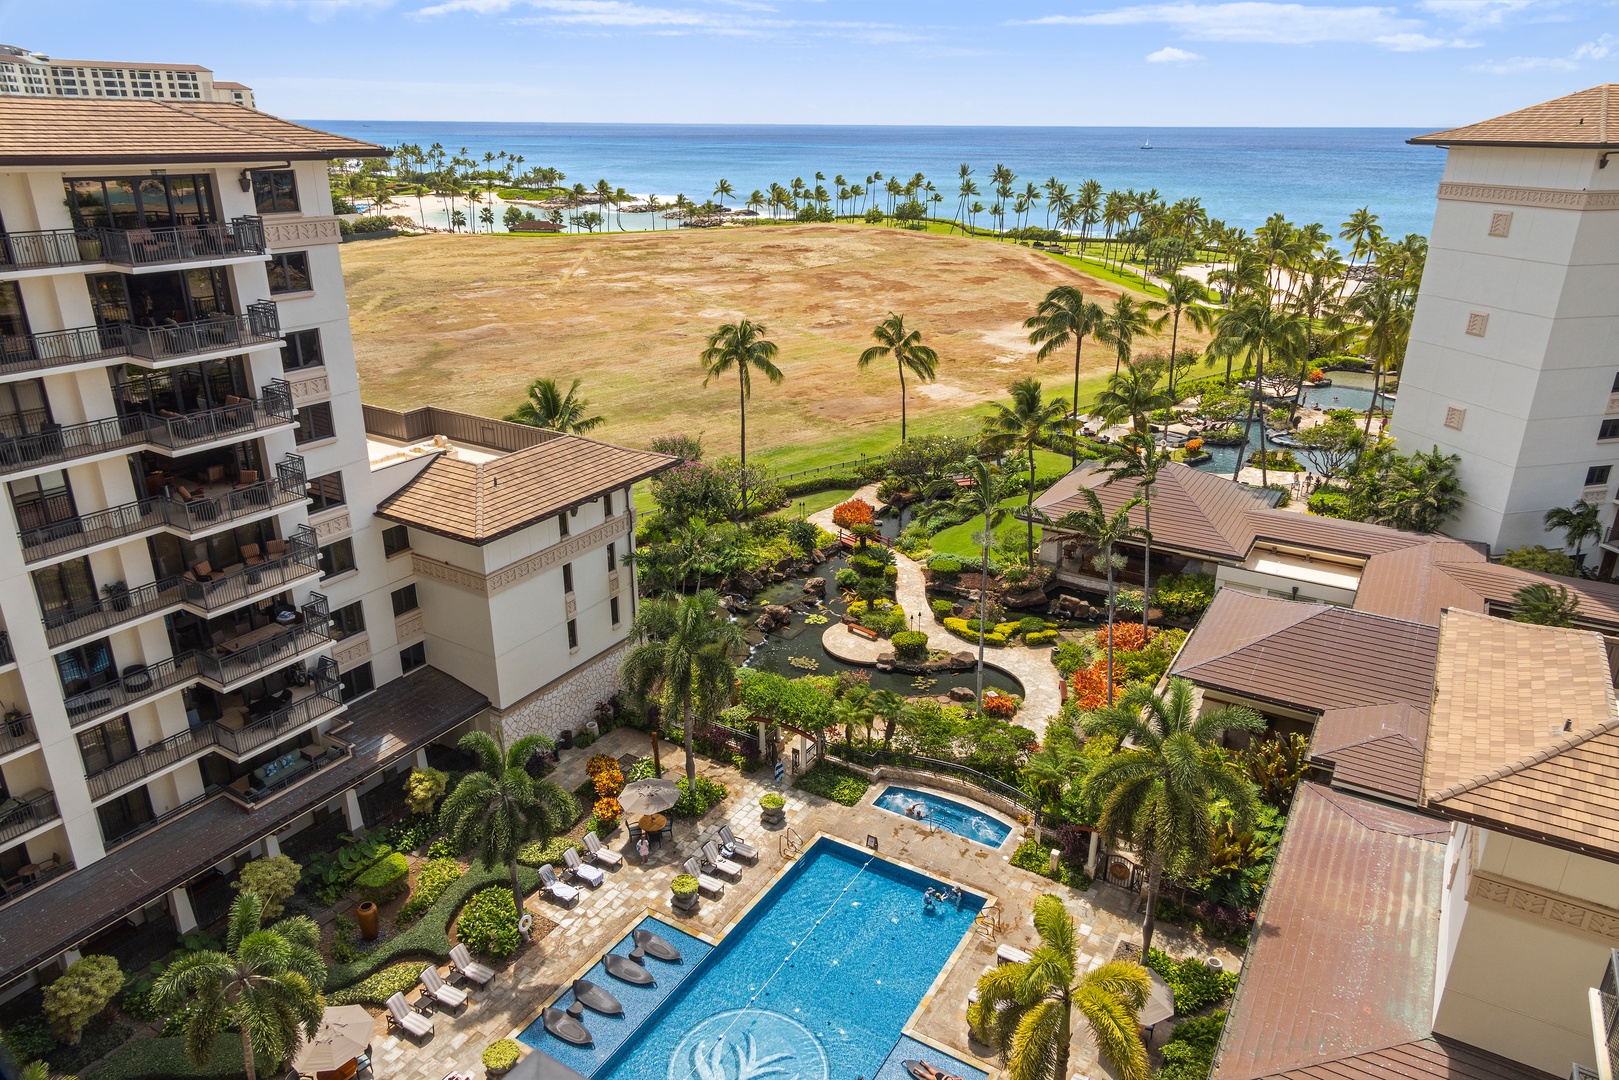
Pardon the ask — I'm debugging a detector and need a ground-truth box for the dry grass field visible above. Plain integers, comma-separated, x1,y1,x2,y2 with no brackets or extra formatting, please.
342,224,1202,467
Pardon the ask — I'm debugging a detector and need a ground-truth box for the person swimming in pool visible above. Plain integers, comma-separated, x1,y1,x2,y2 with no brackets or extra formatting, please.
909,802,927,818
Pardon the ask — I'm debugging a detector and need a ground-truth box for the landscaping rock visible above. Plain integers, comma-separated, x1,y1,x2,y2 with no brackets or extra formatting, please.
1055,595,1094,620
810,548,826,563
948,686,977,703
804,577,826,597
735,571,763,593
951,651,976,667
1003,586,1049,610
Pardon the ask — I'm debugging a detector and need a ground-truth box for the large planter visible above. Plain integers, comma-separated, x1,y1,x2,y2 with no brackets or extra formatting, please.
355,901,379,941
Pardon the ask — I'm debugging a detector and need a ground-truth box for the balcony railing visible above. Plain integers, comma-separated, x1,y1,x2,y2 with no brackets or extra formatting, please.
211,660,343,757
227,733,352,807
86,725,216,800
197,594,331,688
19,498,165,563
178,527,319,614
0,324,125,377
43,575,183,647
0,713,37,757
141,380,295,454
0,857,74,906
0,228,101,271
0,632,12,666
0,791,59,845
64,652,200,729
164,454,307,536
122,302,280,362
99,217,267,268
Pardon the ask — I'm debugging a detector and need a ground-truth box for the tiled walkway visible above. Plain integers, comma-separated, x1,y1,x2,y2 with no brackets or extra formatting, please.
367,729,1240,1080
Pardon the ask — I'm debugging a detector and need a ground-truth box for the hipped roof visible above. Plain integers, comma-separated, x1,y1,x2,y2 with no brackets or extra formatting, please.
1411,84,1619,149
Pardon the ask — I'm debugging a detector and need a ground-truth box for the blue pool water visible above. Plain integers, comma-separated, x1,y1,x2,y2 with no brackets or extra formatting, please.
874,787,1013,848
528,838,984,1080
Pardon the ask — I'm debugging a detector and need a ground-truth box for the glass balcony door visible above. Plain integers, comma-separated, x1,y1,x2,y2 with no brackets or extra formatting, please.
91,268,228,331
66,175,218,231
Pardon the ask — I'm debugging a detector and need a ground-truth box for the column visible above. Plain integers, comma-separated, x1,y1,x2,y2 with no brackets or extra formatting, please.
414,747,429,770
1086,831,1101,875
168,887,198,935
343,788,364,832
263,833,281,858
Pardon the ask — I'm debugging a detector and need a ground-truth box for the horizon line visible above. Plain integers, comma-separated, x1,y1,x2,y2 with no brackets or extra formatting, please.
298,118,1447,133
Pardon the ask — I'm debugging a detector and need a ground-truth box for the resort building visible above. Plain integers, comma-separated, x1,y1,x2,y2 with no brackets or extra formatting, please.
0,96,671,999
1390,84,1619,566
0,44,254,107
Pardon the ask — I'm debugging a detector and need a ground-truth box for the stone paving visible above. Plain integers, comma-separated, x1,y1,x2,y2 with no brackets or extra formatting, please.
364,729,1241,1080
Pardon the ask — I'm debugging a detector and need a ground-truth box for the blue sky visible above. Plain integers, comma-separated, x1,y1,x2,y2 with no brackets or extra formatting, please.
1,0,1613,126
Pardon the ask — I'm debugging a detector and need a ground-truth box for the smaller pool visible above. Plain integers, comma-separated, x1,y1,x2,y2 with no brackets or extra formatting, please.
874,786,1012,847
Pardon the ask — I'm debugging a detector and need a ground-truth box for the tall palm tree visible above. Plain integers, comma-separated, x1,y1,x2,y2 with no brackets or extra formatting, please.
1512,581,1580,627
152,891,324,1080
713,178,734,208
930,458,1013,707
979,378,1070,566
1210,292,1306,485
1049,487,1143,701
869,688,908,750
1545,500,1602,568
700,320,783,515
1097,294,1154,379
1090,362,1170,436
1021,739,1083,843
1347,277,1414,443
1099,433,1170,634
505,376,605,433
1081,678,1264,951
858,312,939,441
440,729,573,912
970,894,1151,1080
1147,273,1214,400
621,589,743,790
1025,285,1107,469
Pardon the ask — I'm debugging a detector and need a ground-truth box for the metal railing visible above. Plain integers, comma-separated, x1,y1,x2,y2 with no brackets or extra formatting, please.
97,217,267,268
0,791,59,845
227,733,352,806
141,379,295,453
0,228,101,271
122,302,280,362
19,498,166,563
43,575,183,647
196,594,331,688
86,725,217,800
0,713,37,756
0,858,74,907
64,653,200,729
0,324,126,377
212,661,342,757
0,413,148,476
178,527,319,613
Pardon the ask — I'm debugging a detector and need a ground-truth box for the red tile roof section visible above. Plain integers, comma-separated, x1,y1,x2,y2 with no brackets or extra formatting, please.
1311,703,1430,803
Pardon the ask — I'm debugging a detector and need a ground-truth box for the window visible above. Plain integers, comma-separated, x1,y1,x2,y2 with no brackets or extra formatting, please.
11,469,76,536
382,525,410,557
319,537,355,579
265,252,311,294
306,471,345,511
56,638,114,696
558,512,569,537
400,641,426,673
339,662,375,702
97,786,154,846
391,583,418,617
1611,372,1619,394
34,556,96,624
567,619,578,650
77,714,135,775
607,542,616,572
1600,419,1619,441
295,401,335,444
604,491,614,516
1586,466,1612,487
281,329,324,371
562,562,574,593
250,169,300,214
330,600,366,640
610,597,620,626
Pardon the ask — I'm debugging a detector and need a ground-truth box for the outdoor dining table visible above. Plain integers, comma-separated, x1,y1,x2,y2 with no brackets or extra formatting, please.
639,813,668,836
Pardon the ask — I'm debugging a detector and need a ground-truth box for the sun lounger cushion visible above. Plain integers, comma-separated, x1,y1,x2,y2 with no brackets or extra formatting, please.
564,847,605,887
702,841,743,880
538,864,580,904
684,857,725,897
996,944,1033,965
584,832,623,866
449,943,495,985
386,992,433,1038
421,966,468,1009
718,825,758,863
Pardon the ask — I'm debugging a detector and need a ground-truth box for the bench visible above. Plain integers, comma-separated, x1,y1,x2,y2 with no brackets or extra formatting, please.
848,623,880,641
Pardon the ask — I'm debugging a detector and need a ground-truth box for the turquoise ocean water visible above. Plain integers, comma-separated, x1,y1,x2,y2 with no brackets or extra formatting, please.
307,121,1446,238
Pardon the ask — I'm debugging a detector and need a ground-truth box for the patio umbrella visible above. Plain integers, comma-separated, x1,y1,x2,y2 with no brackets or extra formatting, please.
292,1004,374,1074
618,778,679,818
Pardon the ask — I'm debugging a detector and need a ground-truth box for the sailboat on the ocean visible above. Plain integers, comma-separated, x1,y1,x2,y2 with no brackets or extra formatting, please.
1141,137,1153,150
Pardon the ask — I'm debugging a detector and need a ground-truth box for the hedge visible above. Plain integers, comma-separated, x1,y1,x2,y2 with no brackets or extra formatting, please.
354,851,410,903
793,762,869,806
397,857,462,925
325,962,421,1006
83,1034,244,1080
517,836,584,868
1025,630,1058,646
1144,948,1239,1015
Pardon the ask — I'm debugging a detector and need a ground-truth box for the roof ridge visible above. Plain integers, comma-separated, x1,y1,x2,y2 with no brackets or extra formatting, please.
1429,714,1619,804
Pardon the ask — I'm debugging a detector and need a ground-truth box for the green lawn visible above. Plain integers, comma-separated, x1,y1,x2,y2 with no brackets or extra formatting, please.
929,495,1041,558
773,486,860,519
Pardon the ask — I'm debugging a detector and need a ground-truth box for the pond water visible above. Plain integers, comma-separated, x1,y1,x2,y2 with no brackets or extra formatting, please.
1190,370,1391,477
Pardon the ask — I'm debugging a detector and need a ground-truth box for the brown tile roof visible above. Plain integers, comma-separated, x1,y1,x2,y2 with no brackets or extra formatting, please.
0,98,384,165
1170,590,1439,716
1310,703,1430,803
376,435,677,545
1213,783,1457,1080
1421,610,1619,858
1245,1037,1558,1080
1410,84,1619,148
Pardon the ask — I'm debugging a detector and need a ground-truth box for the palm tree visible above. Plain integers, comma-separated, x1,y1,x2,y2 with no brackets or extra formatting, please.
1099,433,1170,635
970,894,1151,1080
1025,285,1107,469
700,320,783,516
832,685,874,751
152,891,324,1080
1545,500,1602,568
506,377,605,433
1090,362,1170,436
979,378,1069,566
870,688,907,750
858,312,939,442
621,589,743,790
1048,487,1143,701
1081,678,1264,951
1147,273,1214,400
930,458,1013,707
440,729,573,912
1512,581,1580,627
1210,292,1306,485
1021,739,1083,843
1097,294,1154,379
713,178,734,208
1348,277,1414,443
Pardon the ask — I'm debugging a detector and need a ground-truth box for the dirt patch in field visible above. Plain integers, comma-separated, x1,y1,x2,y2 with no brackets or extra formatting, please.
342,225,1200,454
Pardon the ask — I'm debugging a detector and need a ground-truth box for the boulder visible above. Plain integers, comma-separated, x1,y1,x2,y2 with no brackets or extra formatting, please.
804,577,827,597
1055,595,1093,620
948,686,977,703
810,548,826,563
753,613,775,633
734,571,763,593
951,651,976,667
1003,586,1049,610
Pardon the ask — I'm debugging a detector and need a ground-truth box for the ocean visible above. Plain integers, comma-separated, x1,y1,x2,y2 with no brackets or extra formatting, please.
307,121,1446,238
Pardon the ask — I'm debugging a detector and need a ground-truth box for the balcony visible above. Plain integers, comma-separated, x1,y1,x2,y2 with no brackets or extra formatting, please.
0,857,73,906
43,576,183,648
86,725,216,800
0,712,37,757
64,653,200,730
223,731,352,807
178,527,320,614
0,304,281,381
0,228,101,273
210,660,343,758
0,218,267,275
19,454,308,564
141,379,295,454
0,791,59,845
197,594,332,691
0,632,12,667
0,325,125,378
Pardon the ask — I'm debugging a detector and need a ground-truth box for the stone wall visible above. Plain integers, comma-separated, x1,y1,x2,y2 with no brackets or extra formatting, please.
494,641,627,743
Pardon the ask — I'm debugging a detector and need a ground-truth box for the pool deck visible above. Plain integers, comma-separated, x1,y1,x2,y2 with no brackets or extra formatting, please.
368,726,1243,1080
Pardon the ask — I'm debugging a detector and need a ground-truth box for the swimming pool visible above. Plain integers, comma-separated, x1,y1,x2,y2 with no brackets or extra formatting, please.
874,787,1013,848
526,837,985,1080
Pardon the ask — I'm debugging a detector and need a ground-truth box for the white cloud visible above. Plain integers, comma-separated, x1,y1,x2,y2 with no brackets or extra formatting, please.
1146,45,1202,61
1473,30,1613,71
412,0,910,38
1418,0,1535,28
1022,3,1472,49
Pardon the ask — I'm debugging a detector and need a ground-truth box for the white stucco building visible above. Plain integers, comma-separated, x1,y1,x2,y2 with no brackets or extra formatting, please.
0,43,253,107
1391,84,1619,564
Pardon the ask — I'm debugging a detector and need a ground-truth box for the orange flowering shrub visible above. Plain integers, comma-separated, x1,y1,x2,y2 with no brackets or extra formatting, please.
981,692,1019,719
1091,622,1154,653
585,754,617,778
1069,659,1126,710
586,755,624,798
1184,438,1204,453
1308,369,1326,382
832,498,875,530
592,797,622,824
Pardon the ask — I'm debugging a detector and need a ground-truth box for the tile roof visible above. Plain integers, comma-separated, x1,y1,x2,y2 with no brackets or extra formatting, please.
1410,84,1619,148
0,98,385,165
376,435,677,545
1310,702,1430,803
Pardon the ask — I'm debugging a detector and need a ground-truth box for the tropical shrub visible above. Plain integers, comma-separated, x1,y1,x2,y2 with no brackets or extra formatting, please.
74,1032,246,1080
1246,448,1304,472
927,554,963,575
587,756,624,798
1052,640,1090,676
1184,438,1204,453
43,954,122,1045
398,857,463,925
457,887,523,958
1026,630,1058,646
1144,949,1239,1015
832,498,875,530
232,855,301,919
1306,488,1354,519
517,836,584,868
981,691,1019,718
326,963,421,1006
351,851,408,903
1499,544,1577,575
1008,836,1091,889
484,1039,522,1073
834,568,859,588
1092,622,1154,653
860,609,907,637
404,766,450,815
1152,573,1216,620
672,874,700,897
931,598,954,620
759,793,785,810
1157,1011,1227,1080
891,629,929,662
593,797,623,825
793,762,869,805
673,775,728,817
848,553,889,578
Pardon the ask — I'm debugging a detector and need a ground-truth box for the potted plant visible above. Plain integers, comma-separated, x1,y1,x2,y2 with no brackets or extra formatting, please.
483,1039,522,1076
760,792,785,827
101,580,131,611
671,873,700,913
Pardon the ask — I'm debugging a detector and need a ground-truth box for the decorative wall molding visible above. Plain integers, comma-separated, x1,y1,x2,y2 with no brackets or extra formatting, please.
264,216,343,248
608,571,620,598
395,610,425,642
310,509,351,542
565,593,577,619
1438,182,1619,212
1466,312,1490,338
1444,406,1467,432
410,515,632,597
333,632,371,670
1467,869,1619,944
1606,392,1619,416
286,368,331,405
1487,211,1513,238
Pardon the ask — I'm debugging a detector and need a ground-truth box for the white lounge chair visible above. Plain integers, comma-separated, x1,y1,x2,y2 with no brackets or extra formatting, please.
449,943,494,987
718,825,758,864
683,856,725,897
420,965,468,1010
386,992,433,1038
996,944,1033,965
702,840,743,881
584,831,623,867
563,847,605,888
537,863,581,906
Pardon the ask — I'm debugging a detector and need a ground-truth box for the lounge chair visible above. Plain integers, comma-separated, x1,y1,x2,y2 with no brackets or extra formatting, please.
683,856,725,898
537,864,581,906
702,841,743,881
420,965,468,1010
718,825,758,864
996,944,1032,965
385,992,433,1039
563,847,604,888
583,832,623,867
449,943,495,986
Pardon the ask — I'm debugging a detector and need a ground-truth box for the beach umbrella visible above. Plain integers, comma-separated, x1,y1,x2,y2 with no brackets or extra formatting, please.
292,1004,374,1074
618,778,679,817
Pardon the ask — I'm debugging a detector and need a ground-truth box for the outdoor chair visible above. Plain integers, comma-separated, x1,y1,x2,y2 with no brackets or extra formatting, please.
537,864,580,906
419,965,468,1010
718,825,758,864
702,841,743,881
449,943,495,987
683,856,725,898
385,992,433,1039
584,831,623,867
563,847,604,888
